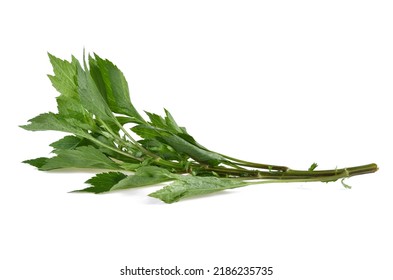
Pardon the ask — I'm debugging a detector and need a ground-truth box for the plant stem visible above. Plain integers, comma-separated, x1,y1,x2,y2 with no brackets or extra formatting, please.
89,137,143,161
193,162,378,182
241,163,378,181
220,154,289,171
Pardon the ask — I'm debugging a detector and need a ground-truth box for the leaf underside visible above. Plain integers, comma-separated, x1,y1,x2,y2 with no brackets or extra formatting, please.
149,176,248,204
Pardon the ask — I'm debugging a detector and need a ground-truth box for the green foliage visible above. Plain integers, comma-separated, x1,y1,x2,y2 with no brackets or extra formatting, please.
23,157,49,169
89,54,145,122
50,135,89,150
111,166,173,191
38,146,120,171
149,176,248,204
21,52,378,203
76,172,127,193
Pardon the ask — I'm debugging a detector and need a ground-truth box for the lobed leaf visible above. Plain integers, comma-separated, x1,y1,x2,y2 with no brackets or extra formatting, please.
21,113,90,137
163,109,186,134
75,172,128,193
38,145,120,171
48,54,96,130
89,54,145,123
76,60,117,126
47,53,78,98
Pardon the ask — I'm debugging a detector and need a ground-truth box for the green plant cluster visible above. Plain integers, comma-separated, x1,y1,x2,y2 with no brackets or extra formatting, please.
21,53,378,203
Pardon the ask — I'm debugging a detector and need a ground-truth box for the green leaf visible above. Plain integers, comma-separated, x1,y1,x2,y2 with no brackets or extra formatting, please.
21,113,90,137
135,109,217,162
149,176,248,203
120,163,142,171
164,109,187,134
90,134,139,162
47,53,78,98
117,116,137,125
39,145,119,170
23,157,49,169
145,112,167,129
89,54,145,123
154,109,207,149
50,135,88,150
20,113,100,151
132,124,224,165
139,139,182,161
131,124,163,139
145,109,186,134
56,95,96,130
74,172,128,193
110,166,174,191
160,134,225,166
48,54,96,129
76,61,117,125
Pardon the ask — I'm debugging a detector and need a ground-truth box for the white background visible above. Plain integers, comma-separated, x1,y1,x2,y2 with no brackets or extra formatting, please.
1,1,392,279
